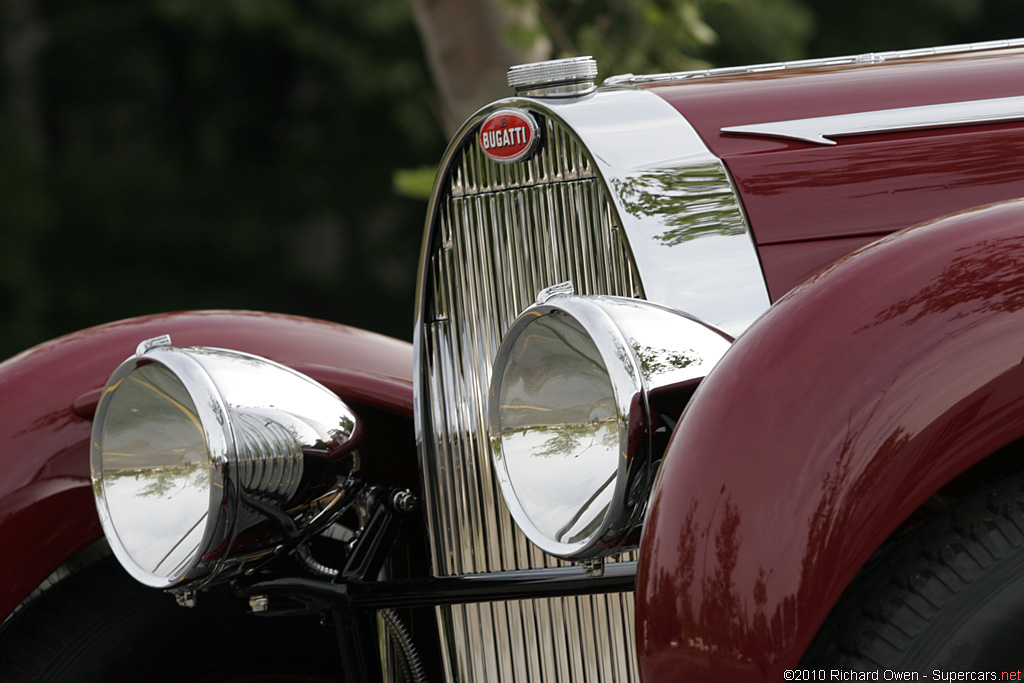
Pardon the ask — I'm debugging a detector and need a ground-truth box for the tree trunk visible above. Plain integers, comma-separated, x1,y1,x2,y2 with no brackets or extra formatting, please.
410,0,550,137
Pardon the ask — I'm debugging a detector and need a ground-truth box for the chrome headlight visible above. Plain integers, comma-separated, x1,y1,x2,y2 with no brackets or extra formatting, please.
90,336,359,589
488,293,731,559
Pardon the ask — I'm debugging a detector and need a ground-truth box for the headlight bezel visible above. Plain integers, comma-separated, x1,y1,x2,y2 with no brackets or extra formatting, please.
91,336,359,590
488,293,732,560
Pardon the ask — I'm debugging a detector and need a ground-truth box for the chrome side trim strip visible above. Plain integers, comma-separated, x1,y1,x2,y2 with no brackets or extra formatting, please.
604,38,1024,86
721,95,1024,145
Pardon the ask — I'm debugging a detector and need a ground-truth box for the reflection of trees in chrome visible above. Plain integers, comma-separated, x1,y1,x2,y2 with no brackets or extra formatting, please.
141,465,209,498
501,420,619,459
629,339,700,378
609,164,747,247
613,339,637,382
209,397,224,427
102,463,210,499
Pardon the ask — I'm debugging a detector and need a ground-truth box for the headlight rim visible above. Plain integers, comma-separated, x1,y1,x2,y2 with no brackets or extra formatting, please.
91,347,237,589
488,293,734,561
488,295,651,560
90,340,359,590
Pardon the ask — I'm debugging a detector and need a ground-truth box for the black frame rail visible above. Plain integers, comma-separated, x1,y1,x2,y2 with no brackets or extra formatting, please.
240,485,637,682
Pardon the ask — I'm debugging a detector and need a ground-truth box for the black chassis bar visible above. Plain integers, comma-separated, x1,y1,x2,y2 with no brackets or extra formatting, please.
245,560,637,611
241,485,637,680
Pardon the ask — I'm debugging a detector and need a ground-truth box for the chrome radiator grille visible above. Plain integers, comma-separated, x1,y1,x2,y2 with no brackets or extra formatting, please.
416,111,644,682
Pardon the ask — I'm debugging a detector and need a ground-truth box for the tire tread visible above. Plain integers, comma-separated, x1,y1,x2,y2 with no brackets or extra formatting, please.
804,475,1024,669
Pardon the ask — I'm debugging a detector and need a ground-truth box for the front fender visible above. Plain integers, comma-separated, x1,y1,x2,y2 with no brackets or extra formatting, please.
0,310,414,621
636,200,1024,681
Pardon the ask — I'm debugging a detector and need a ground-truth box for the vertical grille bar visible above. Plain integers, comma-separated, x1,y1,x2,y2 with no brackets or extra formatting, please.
419,113,644,682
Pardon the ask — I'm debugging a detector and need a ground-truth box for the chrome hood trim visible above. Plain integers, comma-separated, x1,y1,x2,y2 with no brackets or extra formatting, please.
540,88,770,335
605,38,1024,86
416,88,770,338
722,95,1024,145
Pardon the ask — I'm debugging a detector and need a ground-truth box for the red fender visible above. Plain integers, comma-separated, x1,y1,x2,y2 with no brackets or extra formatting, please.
0,310,413,621
636,200,1024,681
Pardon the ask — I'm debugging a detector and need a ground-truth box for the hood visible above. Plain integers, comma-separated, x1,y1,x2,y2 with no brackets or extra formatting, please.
642,45,1024,297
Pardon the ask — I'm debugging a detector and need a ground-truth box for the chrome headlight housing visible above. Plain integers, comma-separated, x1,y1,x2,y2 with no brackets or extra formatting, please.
90,336,359,589
488,293,731,560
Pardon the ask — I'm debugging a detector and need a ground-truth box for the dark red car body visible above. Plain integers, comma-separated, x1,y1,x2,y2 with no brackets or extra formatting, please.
5,41,1024,683
635,46,1024,680
0,311,414,622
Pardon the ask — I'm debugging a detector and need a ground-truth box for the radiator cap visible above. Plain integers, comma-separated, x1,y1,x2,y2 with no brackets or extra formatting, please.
507,56,597,98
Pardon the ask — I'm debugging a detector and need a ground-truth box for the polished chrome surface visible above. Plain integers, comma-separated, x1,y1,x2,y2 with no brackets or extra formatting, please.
536,280,575,303
91,340,358,589
605,38,1024,86
549,88,770,335
413,86,764,682
493,311,622,555
508,56,598,98
416,97,642,683
489,294,732,559
721,95,1024,145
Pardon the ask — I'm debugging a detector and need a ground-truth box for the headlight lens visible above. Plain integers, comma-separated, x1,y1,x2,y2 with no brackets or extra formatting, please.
96,361,214,583
489,294,731,559
91,337,358,589
495,312,621,548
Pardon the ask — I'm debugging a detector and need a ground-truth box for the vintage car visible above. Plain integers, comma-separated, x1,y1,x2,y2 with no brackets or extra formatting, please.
3,36,1024,682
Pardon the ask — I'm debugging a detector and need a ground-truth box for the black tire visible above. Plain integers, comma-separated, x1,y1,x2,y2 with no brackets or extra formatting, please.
803,474,1024,671
0,557,343,683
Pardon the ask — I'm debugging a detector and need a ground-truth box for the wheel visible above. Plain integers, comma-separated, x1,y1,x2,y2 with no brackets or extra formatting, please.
0,556,343,683
803,473,1024,670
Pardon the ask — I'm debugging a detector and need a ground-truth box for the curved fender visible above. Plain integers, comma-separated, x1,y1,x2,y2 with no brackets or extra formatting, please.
0,310,413,621
636,200,1024,681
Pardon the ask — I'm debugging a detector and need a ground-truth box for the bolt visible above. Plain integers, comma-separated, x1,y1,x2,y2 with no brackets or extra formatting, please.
136,334,172,355
391,489,419,514
582,558,605,578
174,591,197,608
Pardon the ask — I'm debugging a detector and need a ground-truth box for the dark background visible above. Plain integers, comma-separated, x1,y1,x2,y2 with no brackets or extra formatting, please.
1,0,1019,360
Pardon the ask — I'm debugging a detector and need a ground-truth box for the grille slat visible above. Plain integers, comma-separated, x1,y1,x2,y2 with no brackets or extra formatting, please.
419,111,643,682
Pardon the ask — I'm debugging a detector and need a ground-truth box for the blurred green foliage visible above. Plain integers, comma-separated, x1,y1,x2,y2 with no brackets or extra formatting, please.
1,0,439,358
0,0,1017,360
392,165,437,200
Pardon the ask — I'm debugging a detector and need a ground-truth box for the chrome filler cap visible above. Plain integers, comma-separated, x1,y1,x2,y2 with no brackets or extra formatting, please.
507,56,598,98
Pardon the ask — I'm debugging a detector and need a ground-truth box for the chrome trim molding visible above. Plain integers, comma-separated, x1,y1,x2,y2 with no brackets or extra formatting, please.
605,38,1024,86
413,87,767,682
538,88,771,335
721,95,1024,145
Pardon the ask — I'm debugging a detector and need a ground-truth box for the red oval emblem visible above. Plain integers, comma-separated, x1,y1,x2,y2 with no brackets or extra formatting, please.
479,109,539,164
